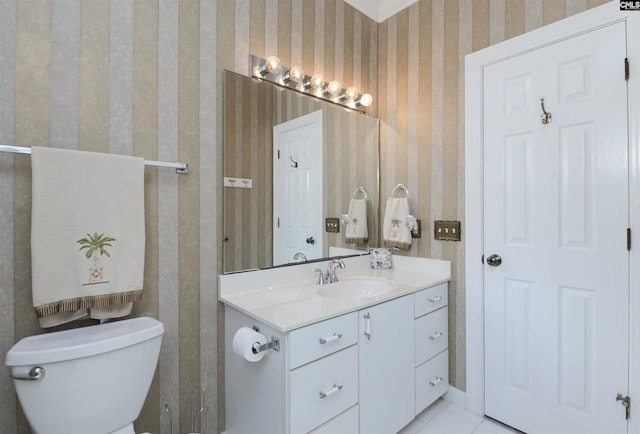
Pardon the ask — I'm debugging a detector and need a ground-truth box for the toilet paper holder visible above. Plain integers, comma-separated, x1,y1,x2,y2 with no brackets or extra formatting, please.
251,326,280,354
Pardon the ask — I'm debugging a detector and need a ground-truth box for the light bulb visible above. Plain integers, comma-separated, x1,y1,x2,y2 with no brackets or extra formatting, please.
265,56,281,73
327,80,342,96
310,74,324,89
289,66,305,83
283,66,305,84
345,87,359,101
359,93,373,107
254,55,282,77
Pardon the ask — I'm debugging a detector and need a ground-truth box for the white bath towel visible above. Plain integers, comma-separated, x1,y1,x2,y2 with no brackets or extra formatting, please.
383,197,412,249
31,147,145,327
345,198,368,244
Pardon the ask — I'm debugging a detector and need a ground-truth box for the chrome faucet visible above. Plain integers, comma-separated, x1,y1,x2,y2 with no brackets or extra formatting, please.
312,259,346,285
293,252,308,262
326,259,345,283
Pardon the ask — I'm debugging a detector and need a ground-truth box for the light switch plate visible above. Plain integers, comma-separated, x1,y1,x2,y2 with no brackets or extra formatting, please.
325,217,340,233
434,220,461,241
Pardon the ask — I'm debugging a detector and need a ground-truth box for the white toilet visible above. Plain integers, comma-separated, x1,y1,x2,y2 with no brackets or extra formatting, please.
5,316,164,434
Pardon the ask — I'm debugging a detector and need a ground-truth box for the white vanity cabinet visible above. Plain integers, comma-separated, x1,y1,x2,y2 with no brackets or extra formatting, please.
221,257,451,434
414,282,449,414
359,294,415,434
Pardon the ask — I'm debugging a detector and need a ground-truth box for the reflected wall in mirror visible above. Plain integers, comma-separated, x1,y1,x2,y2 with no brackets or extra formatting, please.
223,70,380,273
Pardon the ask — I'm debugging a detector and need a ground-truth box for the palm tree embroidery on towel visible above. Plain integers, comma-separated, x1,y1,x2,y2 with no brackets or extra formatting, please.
390,218,402,238
77,232,116,284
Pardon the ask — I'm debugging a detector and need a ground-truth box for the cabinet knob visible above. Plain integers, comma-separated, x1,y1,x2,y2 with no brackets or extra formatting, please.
429,376,444,387
319,384,343,399
319,333,343,344
364,312,371,340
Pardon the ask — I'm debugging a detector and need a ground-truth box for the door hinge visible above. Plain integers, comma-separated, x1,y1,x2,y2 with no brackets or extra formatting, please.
617,393,631,420
628,228,632,251
277,217,280,228
625,58,630,81
277,149,280,159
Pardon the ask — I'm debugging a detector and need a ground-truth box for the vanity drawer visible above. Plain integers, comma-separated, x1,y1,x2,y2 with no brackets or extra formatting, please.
289,346,358,434
289,312,358,369
415,307,448,365
414,283,448,318
415,350,449,415
310,404,359,434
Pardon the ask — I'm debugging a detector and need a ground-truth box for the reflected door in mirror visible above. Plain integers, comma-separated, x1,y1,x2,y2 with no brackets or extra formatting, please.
273,111,323,265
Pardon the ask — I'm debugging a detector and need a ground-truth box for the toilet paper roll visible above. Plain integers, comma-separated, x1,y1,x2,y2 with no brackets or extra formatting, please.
232,327,267,362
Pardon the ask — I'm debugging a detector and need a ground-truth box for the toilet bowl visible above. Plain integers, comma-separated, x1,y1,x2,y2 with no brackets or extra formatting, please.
5,316,164,434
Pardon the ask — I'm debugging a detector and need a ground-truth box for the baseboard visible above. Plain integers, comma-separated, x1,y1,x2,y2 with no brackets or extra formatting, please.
444,385,467,409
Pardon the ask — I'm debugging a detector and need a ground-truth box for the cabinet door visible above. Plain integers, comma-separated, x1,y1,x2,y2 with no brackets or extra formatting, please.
289,346,359,434
310,405,359,434
414,307,448,365
416,350,449,414
359,295,414,434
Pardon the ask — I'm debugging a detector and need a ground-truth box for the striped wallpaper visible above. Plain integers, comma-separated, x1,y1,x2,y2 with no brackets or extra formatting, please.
0,1,608,433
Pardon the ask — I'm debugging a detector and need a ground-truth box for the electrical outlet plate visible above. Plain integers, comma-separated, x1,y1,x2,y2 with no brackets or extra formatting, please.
434,220,461,241
325,217,340,233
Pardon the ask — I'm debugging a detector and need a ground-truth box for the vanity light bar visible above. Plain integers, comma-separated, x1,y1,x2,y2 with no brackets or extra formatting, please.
249,54,373,113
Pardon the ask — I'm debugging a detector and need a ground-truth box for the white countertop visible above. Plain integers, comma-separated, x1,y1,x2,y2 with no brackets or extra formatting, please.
219,254,451,332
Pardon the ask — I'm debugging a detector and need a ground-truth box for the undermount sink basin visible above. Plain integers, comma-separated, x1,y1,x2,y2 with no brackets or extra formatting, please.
317,277,396,300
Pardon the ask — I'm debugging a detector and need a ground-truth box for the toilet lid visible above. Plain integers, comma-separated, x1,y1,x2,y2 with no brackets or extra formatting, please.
5,316,164,366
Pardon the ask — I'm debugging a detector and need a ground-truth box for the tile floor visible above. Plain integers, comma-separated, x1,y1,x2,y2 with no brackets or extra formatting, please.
398,399,523,434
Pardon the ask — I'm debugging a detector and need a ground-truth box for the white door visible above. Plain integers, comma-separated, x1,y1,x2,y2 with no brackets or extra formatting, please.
273,110,323,266
483,22,629,434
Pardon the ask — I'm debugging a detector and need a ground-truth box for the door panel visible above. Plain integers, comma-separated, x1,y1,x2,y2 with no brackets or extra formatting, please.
504,133,533,245
559,123,593,248
483,22,629,434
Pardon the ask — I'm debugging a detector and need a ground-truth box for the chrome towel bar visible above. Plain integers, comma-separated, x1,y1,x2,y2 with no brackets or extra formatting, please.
0,145,189,174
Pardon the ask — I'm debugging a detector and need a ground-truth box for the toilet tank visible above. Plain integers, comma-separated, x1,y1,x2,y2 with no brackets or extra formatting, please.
5,317,164,434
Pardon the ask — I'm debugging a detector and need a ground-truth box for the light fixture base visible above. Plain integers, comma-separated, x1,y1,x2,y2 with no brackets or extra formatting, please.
249,54,372,113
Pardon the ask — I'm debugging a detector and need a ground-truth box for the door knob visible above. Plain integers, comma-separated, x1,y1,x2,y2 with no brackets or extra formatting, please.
306,237,316,245
486,254,502,267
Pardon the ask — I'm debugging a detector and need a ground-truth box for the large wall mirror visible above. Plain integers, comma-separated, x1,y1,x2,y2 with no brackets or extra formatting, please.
223,70,380,273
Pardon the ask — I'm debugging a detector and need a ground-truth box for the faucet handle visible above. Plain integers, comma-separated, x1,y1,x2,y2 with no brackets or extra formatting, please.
313,268,327,285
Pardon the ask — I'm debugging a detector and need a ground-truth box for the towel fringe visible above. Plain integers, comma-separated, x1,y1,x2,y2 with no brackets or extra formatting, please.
383,240,412,250
34,290,143,318
346,236,369,244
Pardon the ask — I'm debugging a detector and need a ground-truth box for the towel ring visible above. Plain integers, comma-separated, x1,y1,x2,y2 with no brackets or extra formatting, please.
390,183,409,198
351,186,368,200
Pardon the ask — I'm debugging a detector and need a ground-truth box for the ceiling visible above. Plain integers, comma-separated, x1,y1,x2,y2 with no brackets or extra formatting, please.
344,0,419,23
